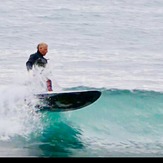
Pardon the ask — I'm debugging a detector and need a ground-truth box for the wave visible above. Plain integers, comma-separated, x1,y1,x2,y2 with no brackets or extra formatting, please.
0,85,163,157
56,86,163,156
66,86,163,126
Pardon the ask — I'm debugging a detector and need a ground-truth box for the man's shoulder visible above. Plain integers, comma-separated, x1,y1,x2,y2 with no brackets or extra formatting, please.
30,52,38,57
29,52,41,60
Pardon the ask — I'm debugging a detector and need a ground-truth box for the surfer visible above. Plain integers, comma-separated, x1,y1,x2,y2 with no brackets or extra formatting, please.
26,42,53,91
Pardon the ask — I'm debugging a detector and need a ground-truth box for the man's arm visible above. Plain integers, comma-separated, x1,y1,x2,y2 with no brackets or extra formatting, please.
26,54,36,71
26,61,33,71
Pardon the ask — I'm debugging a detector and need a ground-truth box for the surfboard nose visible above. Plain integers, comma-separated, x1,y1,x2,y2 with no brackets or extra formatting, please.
89,90,101,102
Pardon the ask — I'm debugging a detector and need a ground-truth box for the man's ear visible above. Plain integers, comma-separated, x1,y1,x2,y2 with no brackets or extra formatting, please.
37,44,40,50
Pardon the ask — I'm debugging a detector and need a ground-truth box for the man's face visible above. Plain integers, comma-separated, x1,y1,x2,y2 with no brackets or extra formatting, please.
39,45,48,56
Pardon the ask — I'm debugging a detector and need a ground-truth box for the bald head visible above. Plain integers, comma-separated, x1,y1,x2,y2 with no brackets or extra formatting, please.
37,42,48,56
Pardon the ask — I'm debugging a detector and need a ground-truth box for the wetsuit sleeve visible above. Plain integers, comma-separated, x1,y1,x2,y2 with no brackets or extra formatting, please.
26,54,36,71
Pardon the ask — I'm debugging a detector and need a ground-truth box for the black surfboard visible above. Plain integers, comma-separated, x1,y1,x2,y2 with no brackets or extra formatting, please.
35,90,101,112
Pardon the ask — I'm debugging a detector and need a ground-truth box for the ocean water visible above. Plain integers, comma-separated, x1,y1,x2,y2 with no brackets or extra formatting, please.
0,0,163,157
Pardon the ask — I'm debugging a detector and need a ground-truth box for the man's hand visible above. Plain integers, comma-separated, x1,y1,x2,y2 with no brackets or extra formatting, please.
28,70,34,77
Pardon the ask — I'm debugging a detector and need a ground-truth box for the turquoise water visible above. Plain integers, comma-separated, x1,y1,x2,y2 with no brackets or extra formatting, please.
0,0,163,157
0,87,163,157
39,88,163,157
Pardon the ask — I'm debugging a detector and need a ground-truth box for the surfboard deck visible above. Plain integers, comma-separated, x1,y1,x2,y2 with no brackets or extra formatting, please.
35,90,101,112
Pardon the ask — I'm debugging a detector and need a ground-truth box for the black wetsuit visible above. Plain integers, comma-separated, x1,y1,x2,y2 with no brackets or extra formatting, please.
26,51,48,71
26,50,53,91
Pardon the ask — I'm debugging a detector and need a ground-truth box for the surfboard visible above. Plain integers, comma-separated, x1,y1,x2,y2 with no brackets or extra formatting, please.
35,90,101,112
